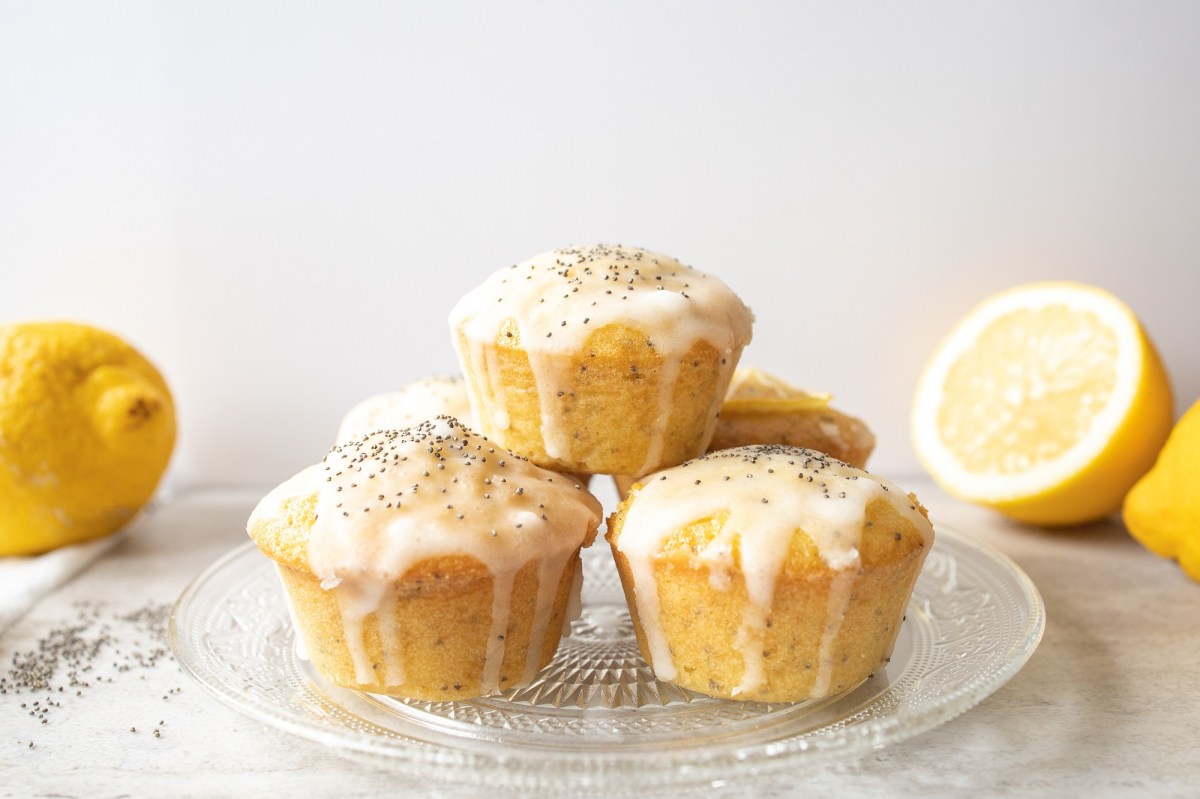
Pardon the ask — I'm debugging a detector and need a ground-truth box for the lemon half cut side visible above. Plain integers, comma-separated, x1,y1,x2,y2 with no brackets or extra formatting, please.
912,282,1173,526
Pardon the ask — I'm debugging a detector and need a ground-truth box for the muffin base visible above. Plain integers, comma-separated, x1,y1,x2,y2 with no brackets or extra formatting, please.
456,323,740,476
275,552,582,700
608,498,929,703
610,549,921,702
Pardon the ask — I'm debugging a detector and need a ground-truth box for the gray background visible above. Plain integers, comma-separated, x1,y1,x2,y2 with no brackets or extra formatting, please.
3,0,1198,489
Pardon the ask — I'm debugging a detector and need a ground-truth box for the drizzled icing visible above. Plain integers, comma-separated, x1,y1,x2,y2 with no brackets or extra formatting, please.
448,245,754,473
251,416,601,692
450,245,753,356
336,375,473,443
611,445,932,697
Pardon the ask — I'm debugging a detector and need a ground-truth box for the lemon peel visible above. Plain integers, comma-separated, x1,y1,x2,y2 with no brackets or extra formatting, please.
0,322,176,556
1123,399,1200,581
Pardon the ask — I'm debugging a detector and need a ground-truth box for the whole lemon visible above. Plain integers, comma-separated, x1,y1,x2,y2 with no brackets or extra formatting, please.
1123,399,1200,582
0,322,176,556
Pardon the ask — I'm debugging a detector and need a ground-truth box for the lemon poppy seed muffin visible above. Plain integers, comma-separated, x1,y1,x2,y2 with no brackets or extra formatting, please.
337,374,590,487
336,375,473,443
607,445,933,703
708,368,875,466
248,417,602,700
613,367,877,499
449,244,754,477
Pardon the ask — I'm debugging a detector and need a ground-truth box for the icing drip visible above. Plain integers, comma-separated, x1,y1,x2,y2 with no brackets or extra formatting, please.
480,341,510,429
334,579,391,685
522,547,575,682
449,245,754,468
612,445,931,695
253,417,601,693
483,567,516,691
275,564,310,662
813,568,857,697
637,356,683,477
525,349,572,461
733,603,768,696
623,547,676,679
562,559,584,636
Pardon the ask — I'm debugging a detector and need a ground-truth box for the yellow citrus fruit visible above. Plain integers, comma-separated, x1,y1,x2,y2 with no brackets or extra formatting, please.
1123,399,1200,581
911,282,1173,526
0,322,176,556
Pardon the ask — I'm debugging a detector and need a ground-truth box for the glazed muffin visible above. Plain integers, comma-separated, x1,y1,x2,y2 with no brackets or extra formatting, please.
248,417,602,700
336,375,472,443
449,244,754,477
337,374,590,487
708,368,875,466
613,367,877,499
607,445,933,703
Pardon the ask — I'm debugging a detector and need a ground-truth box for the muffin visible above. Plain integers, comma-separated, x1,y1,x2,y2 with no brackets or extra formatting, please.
336,375,472,443
449,244,754,477
613,367,875,498
707,367,875,465
337,374,590,487
247,417,602,700
607,445,933,703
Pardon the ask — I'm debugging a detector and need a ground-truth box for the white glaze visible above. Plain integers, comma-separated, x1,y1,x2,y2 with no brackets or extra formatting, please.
449,245,754,472
612,445,932,696
562,559,584,637
250,417,601,694
275,563,310,662
637,356,683,477
521,554,571,683
813,568,857,697
526,348,572,462
333,579,393,685
336,375,473,443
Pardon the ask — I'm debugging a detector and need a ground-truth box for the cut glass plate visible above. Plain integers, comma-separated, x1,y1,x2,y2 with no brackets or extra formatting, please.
169,524,1044,794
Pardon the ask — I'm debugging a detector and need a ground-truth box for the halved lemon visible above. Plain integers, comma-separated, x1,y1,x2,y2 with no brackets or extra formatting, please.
912,282,1173,526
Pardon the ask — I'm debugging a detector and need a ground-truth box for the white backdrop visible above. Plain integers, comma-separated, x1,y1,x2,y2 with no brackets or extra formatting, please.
3,1,1199,491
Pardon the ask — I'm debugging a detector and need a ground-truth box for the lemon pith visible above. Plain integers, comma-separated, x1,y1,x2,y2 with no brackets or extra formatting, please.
912,282,1173,526
0,322,176,556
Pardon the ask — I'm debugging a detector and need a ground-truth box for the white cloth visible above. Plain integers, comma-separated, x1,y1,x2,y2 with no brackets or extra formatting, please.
0,533,123,634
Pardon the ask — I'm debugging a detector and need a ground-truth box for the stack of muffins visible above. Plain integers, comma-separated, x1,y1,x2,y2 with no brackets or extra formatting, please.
248,244,934,704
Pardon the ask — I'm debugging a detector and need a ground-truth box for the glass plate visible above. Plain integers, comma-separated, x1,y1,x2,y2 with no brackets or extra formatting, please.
169,524,1044,794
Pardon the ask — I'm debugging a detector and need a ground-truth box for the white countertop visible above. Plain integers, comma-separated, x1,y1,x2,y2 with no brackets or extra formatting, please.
2,480,1197,798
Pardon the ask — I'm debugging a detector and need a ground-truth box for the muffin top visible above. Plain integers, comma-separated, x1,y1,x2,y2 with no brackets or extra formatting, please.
449,244,754,356
611,445,931,574
249,417,602,584
336,375,473,443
